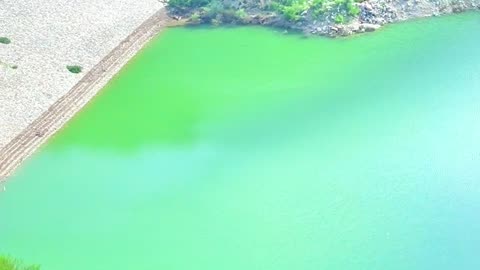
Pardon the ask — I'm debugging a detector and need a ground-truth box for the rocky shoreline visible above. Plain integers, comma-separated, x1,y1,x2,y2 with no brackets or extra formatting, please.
168,0,480,37
317,0,480,36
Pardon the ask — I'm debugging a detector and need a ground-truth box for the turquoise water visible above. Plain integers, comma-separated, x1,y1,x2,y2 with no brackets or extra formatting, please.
1,13,480,269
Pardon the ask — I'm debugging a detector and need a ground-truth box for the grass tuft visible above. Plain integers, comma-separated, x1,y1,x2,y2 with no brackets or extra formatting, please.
0,37,11,44
67,65,82,74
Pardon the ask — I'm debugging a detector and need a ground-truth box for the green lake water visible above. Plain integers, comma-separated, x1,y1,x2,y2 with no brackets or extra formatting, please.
1,13,480,269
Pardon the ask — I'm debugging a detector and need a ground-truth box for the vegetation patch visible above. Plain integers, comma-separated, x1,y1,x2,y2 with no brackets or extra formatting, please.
0,60,17,69
334,14,345,24
67,65,82,74
0,37,11,44
168,0,363,25
0,256,40,270
166,0,480,37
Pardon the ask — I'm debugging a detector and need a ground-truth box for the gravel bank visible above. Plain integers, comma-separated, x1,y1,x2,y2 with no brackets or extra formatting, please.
0,0,171,181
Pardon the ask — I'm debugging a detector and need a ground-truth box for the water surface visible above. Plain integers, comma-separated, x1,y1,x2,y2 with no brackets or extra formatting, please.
1,13,480,269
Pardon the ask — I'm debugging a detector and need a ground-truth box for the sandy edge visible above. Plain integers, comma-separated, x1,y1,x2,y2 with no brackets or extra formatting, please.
0,8,176,182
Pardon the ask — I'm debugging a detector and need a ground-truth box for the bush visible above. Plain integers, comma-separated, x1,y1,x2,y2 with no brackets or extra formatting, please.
235,9,249,23
168,0,212,9
211,16,221,26
346,0,361,16
167,0,362,26
0,37,11,44
67,65,82,74
311,0,327,16
334,14,345,23
273,0,309,22
217,9,238,23
189,12,201,23
0,256,40,270
202,0,224,20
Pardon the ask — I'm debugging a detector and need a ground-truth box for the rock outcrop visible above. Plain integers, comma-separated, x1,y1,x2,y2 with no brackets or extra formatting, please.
168,0,480,37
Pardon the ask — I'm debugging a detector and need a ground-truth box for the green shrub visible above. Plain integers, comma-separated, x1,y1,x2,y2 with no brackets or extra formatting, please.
235,9,249,23
211,16,221,26
274,0,309,22
189,12,201,23
67,65,82,74
334,14,345,23
168,0,362,26
168,0,212,9
202,0,224,20
0,37,11,44
346,0,361,16
0,256,40,270
311,0,327,16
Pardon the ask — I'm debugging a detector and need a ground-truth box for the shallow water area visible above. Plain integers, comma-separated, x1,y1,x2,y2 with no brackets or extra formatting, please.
1,13,480,269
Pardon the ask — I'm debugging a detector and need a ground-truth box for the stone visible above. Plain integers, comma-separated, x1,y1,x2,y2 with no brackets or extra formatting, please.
361,23,381,32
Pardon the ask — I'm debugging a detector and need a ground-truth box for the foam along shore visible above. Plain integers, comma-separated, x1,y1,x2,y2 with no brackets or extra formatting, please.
0,0,173,181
